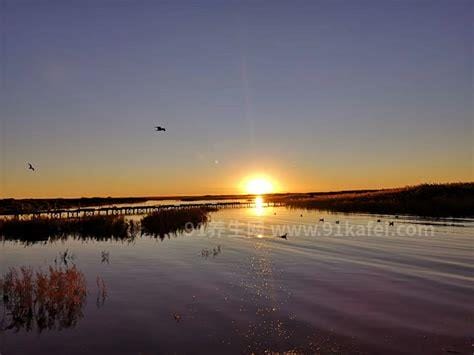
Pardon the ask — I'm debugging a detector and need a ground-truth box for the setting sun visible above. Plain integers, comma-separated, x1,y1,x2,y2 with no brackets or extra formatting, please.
243,177,275,195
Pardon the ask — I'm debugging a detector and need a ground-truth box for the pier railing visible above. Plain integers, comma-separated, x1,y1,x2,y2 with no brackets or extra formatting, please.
3,201,286,219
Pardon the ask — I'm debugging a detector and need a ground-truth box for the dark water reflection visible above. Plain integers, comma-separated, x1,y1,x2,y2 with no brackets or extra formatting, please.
0,207,473,354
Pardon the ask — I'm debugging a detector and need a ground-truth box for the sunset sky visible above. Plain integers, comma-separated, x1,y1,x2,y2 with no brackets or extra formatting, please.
1,0,472,198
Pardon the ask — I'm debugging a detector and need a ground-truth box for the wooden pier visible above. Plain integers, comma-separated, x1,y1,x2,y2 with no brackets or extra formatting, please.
6,201,286,219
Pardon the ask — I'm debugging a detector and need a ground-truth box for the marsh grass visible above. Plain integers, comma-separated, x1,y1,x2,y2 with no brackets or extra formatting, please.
54,249,75,267
0,266,87,332
0,208,214,243
0,215,132,242
141,207,211,237
201,245,222,258
95,276,107,308
286,183,474,217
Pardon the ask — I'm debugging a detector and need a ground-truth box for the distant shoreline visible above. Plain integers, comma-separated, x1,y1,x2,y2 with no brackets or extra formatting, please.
0,190,376,215
284,182,474,218
1,182,473,218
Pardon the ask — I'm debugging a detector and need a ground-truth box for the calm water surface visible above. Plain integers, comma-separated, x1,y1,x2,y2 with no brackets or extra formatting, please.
0,207,473,354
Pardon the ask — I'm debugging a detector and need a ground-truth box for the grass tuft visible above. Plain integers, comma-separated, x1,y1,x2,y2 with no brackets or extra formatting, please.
0,215,132,242
0,265,87,332
141,207,211,237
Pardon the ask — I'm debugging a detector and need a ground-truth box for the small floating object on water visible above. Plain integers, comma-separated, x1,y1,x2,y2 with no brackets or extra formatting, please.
300,214,303,217
319,218,324,222
172,313,181,322
377,219,381,223
389,221,394,226
335,220,340,224
212,245,221,256
279,233,288,239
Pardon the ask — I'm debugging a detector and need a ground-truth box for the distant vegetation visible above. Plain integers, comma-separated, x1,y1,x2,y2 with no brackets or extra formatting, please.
285,183,474,217
0,194,260,215
141,207,212,237
0,197,148,215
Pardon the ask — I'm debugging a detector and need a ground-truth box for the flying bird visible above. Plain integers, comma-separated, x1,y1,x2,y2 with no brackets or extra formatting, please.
27,163,35,171
279,233,288,239
155,126,166,132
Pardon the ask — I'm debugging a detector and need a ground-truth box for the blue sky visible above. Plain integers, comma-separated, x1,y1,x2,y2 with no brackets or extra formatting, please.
1,0,472,197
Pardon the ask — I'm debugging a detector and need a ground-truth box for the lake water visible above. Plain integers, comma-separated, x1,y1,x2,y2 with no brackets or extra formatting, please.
0,206,472,354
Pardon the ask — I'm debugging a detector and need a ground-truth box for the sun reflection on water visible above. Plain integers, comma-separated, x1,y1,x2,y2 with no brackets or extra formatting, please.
254,196,265,216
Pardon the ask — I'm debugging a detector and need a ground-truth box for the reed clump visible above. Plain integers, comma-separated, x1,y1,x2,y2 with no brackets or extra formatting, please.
141,207,211,236
0,265,87,332
286,183,474,217
0,208,214,242
0,215,132,241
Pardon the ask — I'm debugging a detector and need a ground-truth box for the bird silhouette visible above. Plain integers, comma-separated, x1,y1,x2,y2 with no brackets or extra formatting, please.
319,218,324,222
389,221,394,226
27,163,35,171
279,233,288,239
335,220,340,224
155,126,166,132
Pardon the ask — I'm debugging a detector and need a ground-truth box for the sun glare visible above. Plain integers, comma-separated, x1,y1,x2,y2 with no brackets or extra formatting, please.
254,195,265,216
244,177,274,195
